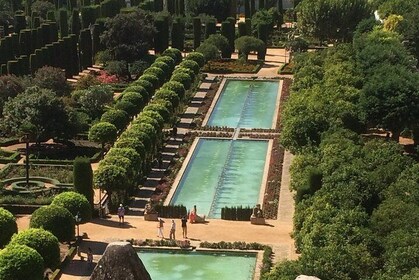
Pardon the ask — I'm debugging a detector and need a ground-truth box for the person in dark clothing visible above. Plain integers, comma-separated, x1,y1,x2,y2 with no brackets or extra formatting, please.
181,215,187,239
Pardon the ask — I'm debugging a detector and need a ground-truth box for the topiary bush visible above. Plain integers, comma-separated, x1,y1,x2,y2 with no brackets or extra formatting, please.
0,207,18,248
73,157,94,207
179,59,200,74
138,74,160,90
161,80,185,100
51,191,92,223
143,66,165,84
140,110,165,128
101,109,130,130
143,103,171,122
185,52,205,67
33,66,71,96
154,88,180,108
131,79,154,97
155,55,175,72
170,72,192,89
114,137,146,158
121,92,145,108
162,48,182,64
150,61,170,78
0,244,44,280
30,205,75,242
173,66,195,81
123,85,149,100
8,228,60,269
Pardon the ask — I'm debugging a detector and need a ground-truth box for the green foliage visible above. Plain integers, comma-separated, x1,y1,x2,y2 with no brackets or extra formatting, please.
154,204,187,218
155,55,176,71
143,103,171,123
140,110,165,128
0,75,24,113
101,109,129,130
143,66,165,83
139,73,160,89
205,34,230,58
94,164,127,193
104,60,130,80
131,79,154,97
154,88,180,108
114,100,138,116
150,61,171,78
88,122,118,147
161,80,185,100
0,207,17,248
9,228,60,269
187,0,231,21
101,9,155,63
221,205,253,221
51,191,92,223
170,72,192,90
179,59,200,74
77,84,114,119
196,43,220,61
73,157,94,207
185,52,205,67
114,137,146,158
124,85,150,100
0,244,44,280
235,36,265,60
30,205,75,242
31,0,54,19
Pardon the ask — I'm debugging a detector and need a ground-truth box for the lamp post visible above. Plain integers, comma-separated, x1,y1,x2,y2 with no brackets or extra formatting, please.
24,133,30,188
75,212,81,241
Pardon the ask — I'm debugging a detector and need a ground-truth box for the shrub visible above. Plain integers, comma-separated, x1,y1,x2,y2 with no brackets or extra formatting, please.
30,205,75,242
33,66,71,96
121,92,145,109
221,205,253,221
196,43,220,61
154,204,187,218
143,103,171,122
170,72,192,89
73,157,94,207
155,55,175,72
101,109,130,130
185,52,205,67
75,74,100,90
0,244,44,280
8,228,60,269
114,137,146,158
131,79,154,97
138,74,160,90
123,85,149,100
205,34,230,58
173,66,195,81
154,88,180,108
161,81,185,100
88,122,118,148
150,61,170,78
51,191,92,223
0,207,17,248
114,100,138,116
143,67,165,83
134,115,161,131
106,148,142,168
105,60,130,80
140,110,165,128
0,75,25,107
179,59,200,74
162,48,182,64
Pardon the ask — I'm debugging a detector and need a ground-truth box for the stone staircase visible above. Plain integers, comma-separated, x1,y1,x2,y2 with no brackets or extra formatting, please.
66,65,104,84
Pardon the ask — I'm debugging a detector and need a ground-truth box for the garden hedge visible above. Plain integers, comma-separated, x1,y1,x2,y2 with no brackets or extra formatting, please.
170,20,184,51
114,100,138,116
154,88,180,108
131,79,154,97
155,55,176,71
123,85,150,100
193,17,201,50
101,109,130,130
0,244,44,280
73,157,94,207
9,228,60,269
161,80,185,99
170,71,192,89
30,205,75,242
114,137,146,158
0,207,18,247
138,74,160,90
180,58,200,74
185,52,205,68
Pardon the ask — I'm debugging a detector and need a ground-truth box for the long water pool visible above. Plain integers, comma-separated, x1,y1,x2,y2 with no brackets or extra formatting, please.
207,79,279,129
138,250,256,280
170,139,268,218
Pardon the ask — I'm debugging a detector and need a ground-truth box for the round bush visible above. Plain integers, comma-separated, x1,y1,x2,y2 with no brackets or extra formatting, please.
9,228,60,269
179,59,200,74
115,100,138,116
123,85,149,100
88,122,118,146
101,109,129,131
0,207,17,248
154,88,180,108
139,74,160,89
140,110,165,128
121,92,145,108
150,61,170,78
106,147,142,168
135,115,161,131
162,48,182,64
101,155,132,174
185,52,205,67
0,244,44,280
143,103,171,123
155,56,175,71
143,67,165,84
173,67,195,81
51,191,92,223
30,205,75,242
196,43,220,61
114,137,146,158
121,129,152,151
131,79,154,97
170,72,192,90
162,81,185,100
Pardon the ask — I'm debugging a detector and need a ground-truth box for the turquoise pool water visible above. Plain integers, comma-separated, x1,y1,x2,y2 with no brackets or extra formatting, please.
207,80,279,129
170,139,268,218
138,250,256,280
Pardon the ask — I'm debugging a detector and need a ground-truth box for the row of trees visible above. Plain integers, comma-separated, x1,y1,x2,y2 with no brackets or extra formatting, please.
268,12,419,280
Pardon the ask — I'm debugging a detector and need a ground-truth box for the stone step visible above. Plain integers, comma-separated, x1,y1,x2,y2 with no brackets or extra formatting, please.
92,64,104,69
87,66,102,72
199,82,212,90
67,78,78,83
165,144,179,149
189,100,203,107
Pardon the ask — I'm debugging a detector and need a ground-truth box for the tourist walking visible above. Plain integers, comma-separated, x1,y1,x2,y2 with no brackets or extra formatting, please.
169,219,176,240
117,204,125,225
181,215,188,239
157,218,165,239
172,124,177,138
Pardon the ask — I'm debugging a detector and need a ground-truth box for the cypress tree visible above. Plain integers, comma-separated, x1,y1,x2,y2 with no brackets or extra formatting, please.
70,9,81,36
178,0,184,15
32,16,41,28
59,9,68,38
277,0,283,12
10,33,19,57
238,21,246,37
47,10,56,21
205,18,216,39
154,18,168,54
259,0,265,9
7,60,19,75
171,19,184,51
244,0,250,18
258,22,269,44
79,28,92,70
69,34,80,74
167,0,175,14
14,13,26,34
30,53,37,74
245,18,251,36
220,21,233,58
92,23,100,57
154,0,163,12
73,157,94,208
250,0,255,16
192,17,201,50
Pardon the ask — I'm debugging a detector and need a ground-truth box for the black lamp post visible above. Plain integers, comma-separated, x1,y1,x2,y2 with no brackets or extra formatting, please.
75,212,81,240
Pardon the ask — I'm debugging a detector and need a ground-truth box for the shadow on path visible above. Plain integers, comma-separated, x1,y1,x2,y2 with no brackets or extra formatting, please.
90,218,136,229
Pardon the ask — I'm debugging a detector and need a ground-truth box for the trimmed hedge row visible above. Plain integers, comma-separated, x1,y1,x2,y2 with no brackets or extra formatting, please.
221,205,253,221
154,204,187,218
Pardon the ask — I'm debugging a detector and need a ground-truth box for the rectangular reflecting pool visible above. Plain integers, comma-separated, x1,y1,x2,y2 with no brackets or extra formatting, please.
207,79,279,129
170,138,269,218
138,250,256,280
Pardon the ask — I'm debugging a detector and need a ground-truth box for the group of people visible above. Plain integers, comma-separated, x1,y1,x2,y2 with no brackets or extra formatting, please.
157,205,198,240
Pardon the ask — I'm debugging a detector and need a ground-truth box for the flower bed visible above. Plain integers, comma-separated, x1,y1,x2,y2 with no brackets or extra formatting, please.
203,59,262,74
276,78,292,131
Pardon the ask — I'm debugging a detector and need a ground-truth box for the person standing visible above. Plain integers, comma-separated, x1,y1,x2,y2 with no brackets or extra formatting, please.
87,247,93,267
117,204,125,225
181,215,187,239
172,124,177,138
157,218,165,239
169,219,176,240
